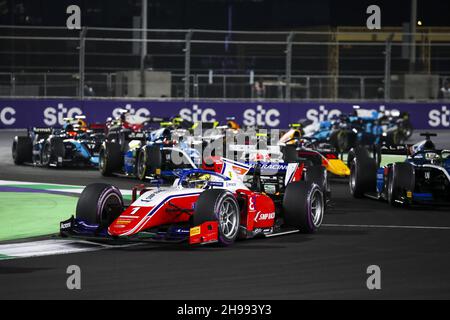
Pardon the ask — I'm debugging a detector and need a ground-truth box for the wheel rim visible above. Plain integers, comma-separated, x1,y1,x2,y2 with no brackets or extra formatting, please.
99,193,123,225
99,150,106,171
219,199,239,238
12,142,17,160
310,189,324,227
42,144,50,164
388,173,394,202
350,163,356,193
137,151,146,178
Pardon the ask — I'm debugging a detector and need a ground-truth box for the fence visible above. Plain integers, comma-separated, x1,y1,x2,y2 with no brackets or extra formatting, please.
1,25,450,101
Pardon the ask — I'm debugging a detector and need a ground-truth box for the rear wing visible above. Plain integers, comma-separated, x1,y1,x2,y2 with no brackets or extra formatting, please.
127,132,147,141
203,157,302,186
380,145,410,156
89,123,106,130
30,127,53,134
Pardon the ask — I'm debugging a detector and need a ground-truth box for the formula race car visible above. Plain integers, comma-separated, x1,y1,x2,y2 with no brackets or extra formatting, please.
349,133,450,207
12,116,105,168
228,129,349,177
61,157,328,246
300,107,413,154
99,128,200,181
279,127,350,177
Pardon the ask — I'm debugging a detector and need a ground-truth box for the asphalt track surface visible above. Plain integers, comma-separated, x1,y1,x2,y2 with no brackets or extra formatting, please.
0,130,450,299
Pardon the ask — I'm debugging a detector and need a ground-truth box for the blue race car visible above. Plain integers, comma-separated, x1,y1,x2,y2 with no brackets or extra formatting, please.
302,107,412,154
99,127,201,181
349,133,450,207
12,116,105,168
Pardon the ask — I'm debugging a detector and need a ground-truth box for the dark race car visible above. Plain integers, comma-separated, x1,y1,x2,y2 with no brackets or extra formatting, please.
349,133,450,207
12,116,105,168
99,129,200,181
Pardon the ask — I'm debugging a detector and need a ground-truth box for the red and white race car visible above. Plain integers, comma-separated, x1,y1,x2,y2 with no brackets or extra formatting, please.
60,158,328,246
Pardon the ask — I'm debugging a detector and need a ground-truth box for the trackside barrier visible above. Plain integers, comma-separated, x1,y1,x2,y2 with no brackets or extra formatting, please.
0,99,449,130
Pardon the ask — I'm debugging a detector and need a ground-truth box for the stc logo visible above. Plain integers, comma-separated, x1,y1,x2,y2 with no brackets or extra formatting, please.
112,104,150,119
179,104,216,122
429,106,450,127
43,103,83,126
243,105,280,127
0,107,16,126
306,105,341,124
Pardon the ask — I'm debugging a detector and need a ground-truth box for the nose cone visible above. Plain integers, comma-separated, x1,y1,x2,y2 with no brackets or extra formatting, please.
327,159,351,177
108,206,154,237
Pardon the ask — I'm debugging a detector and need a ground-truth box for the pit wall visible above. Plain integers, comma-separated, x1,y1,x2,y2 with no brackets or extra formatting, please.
0,98,449,129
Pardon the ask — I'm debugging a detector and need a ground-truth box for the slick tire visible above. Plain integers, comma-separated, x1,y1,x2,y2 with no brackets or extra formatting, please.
347,146,371,168
76,183,124,228
12,136,32,165
193,189,240,246
283,181,324,233
282,145,299,163
41,137,65,167
99,142,122,176
387,162,415,206
349,154,377,198
137,145,162,180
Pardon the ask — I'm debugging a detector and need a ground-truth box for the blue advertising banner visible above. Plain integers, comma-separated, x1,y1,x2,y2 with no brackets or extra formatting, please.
0,98,449,129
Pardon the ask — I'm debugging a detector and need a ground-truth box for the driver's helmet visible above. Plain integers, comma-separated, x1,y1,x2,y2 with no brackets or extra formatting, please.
186,173,211,189
172,116,184,128
227,120,240,130
76,119,88,132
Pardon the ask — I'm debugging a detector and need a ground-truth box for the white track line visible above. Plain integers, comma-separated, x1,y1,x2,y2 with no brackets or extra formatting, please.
0,180,135,196
322,223,450,231
0,239,141,260
265,230,299,237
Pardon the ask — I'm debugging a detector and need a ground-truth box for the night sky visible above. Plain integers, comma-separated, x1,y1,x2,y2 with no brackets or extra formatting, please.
1,0,450,29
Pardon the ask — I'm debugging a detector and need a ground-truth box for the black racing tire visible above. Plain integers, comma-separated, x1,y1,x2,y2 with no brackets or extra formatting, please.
387,162,415,206
193,189,240,246
283,181,324,233
386,130,404,146
76,183,124,228
304,165,327,192
137,145,162,180
349,154,377,198
372,144,382,167
282,145,299,163
99,142,122,176
347,146,371,168
12,136,32,165
107,131,128,152
41,137,65,167
403,121,414,139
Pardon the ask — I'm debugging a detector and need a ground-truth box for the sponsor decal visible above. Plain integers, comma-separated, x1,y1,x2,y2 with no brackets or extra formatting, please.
60,222,72,229
115,219,132,225
260,163,288,171
254,211,275,222
43,103,83,126
0,107,16,126
112,104,151,119
306,105,341,124
428,106,450,127
243,105,280,127
190,226,201,237
0,99,448,129
180,104,216,123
